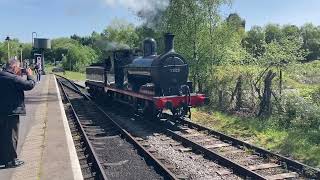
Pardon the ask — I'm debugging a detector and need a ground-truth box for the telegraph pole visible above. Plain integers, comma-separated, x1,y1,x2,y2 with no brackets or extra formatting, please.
20,45,23,65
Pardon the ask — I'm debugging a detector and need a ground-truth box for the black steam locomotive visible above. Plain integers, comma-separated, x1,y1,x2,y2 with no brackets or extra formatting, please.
85,33,205,118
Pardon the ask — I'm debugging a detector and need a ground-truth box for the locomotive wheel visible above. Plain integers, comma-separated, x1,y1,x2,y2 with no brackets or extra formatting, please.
143,101,158,120
172,104,191,119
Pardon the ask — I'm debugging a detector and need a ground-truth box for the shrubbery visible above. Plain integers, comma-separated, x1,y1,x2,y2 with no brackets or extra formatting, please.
281,94,320,130
203,62,320,133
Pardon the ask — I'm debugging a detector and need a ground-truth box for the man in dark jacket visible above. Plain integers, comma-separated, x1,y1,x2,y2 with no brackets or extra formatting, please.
0,59,35,168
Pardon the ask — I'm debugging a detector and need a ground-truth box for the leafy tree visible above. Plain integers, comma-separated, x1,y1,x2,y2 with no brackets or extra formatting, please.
64,44,97,71
51,38,98,71
157,0,232,91
282,25,301,40
21,43,33,60
102,19,139,49
71,34,95,47
0,39,32,64
262,38,305,65
0,42,6,63
243,26,266,59
301,23,320,61
258,32,306,113
226,13,246,30
265,24,283,43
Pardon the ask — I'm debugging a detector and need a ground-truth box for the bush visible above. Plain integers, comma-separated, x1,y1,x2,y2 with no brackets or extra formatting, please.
311,87,320,106
281,94,320,130
52,67,65,73
205,65,261,112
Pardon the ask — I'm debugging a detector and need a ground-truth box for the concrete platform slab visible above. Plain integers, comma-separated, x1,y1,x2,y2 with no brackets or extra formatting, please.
0,75,83,180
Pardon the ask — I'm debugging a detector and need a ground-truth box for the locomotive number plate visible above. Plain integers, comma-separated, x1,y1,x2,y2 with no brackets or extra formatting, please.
170,68,180,73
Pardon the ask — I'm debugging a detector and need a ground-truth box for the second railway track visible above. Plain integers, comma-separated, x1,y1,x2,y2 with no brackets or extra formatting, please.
58,75,320,180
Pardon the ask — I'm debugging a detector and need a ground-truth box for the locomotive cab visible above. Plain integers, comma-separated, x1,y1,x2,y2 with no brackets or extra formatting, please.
105,49,135,88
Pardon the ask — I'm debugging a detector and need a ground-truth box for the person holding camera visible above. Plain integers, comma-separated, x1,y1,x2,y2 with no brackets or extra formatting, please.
0,59,35,168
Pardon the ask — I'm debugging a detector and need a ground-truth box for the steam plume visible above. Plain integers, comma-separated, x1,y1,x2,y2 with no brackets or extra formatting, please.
104,0,169,26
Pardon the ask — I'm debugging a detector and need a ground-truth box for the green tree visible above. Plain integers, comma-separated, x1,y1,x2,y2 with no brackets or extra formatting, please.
226,13,246,30
158,0,232,91
21,43,33,60
265,24,283,43
102,19,139,49
282,25,301,40
51,38,98,71
243,26,266,59
301,23,320,61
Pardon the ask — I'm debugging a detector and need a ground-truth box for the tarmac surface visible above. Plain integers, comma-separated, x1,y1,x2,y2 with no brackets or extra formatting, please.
0,75,82,180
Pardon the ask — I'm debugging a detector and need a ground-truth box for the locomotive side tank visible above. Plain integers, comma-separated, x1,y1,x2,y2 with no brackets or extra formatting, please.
126,33,189,96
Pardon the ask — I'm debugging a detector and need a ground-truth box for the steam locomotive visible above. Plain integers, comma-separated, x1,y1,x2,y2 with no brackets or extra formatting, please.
85,33,206,118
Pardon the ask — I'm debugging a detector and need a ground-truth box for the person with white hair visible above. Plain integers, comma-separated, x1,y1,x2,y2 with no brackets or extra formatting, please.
0,59,35,168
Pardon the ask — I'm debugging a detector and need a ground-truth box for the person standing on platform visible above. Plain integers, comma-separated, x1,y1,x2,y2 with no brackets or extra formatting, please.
0,59,35,168
34,62,41,82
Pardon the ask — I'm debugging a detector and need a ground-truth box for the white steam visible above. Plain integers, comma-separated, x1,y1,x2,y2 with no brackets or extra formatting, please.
104,0,169,25
104,0,169,13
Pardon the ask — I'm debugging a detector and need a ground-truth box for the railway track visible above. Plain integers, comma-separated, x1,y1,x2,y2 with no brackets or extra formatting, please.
62,76,320,179
56,75,173,180
94,91,320,179
101,103,320,179
166,117,320,180
57,77,107,179
99,102,242,179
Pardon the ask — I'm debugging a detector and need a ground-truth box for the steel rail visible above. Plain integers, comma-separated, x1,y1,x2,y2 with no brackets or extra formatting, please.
175,117,320,179
57,75,177,180
165,129,266,179
57,77,109,180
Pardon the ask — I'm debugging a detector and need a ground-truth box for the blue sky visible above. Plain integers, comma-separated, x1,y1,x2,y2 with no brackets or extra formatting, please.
1,0,320,43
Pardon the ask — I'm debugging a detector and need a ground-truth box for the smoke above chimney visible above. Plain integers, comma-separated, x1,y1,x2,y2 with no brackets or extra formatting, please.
104,0,169,12
104,0,169,26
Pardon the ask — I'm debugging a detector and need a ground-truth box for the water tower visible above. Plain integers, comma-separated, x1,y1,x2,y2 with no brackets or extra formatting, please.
33,38,51,74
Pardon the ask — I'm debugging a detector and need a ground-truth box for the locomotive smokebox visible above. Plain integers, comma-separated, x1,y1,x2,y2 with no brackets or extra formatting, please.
164,33,174,53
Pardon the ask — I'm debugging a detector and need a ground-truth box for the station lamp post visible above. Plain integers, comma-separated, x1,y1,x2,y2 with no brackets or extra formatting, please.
20,44,23,65
5,36,11,61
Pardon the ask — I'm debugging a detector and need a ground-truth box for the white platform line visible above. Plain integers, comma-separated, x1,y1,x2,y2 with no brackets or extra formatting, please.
54,75,84,180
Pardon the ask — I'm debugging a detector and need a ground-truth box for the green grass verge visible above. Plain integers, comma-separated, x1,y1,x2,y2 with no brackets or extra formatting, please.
191,109,320,168
46,65,86,81
53,71,86,81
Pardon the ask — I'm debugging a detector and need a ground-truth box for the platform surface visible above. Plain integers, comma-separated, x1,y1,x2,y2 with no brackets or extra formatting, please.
0,74,83,180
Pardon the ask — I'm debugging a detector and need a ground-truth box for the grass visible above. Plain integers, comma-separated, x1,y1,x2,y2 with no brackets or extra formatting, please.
46,65,86,81
191,109,320,168
54,71,86,81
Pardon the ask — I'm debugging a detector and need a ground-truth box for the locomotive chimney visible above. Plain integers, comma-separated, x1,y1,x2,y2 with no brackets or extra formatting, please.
164,33,174,53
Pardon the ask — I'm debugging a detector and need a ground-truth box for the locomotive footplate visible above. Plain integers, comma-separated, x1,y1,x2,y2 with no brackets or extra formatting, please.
153,93,206,110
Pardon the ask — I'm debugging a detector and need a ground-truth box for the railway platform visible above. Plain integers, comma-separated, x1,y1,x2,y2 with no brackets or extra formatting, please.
0,74,83,180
